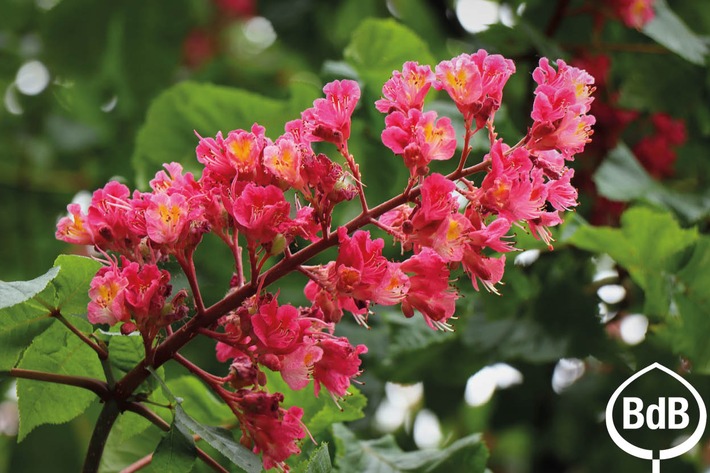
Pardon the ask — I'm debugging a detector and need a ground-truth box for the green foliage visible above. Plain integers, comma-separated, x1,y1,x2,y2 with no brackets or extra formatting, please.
150,419,197,473
333,423,488,473
0,255,101,370
16,318,103,441
643,0,709,65
294,442,332,473
570,207,697,315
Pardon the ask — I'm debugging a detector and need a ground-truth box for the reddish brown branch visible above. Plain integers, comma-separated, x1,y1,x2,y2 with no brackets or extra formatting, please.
7,368,110,400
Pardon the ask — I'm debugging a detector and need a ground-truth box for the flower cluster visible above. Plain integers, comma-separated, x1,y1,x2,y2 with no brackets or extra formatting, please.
56,52,595,470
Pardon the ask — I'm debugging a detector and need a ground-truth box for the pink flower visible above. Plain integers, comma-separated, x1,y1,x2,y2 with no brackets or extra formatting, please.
528,58,596,158
224,124,268,177
263,135,305,190
609,0,655,29
86,181,137,252
381,109,457,176
434,50,515,127
251,299,308,354
312,337,367,398
237,391,306,471
122,262,171,321
477,141,546,223
376,61,435,113
231,183,291,244
87,263,130,325
279,339,323,390
462,252,507,294
144,192,190,245
56,203,93,245
302,80,360,148
400,249,458,330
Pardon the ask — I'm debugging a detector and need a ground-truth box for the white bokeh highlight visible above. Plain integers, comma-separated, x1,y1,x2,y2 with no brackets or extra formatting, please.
16,60,50,96
456,0,500,34
619,314,649,345
552,358,585,394
597,284,626,305
465,363,523,407
413,409,443,449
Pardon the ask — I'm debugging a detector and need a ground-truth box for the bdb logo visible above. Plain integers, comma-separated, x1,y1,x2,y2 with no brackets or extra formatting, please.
606,363,706,472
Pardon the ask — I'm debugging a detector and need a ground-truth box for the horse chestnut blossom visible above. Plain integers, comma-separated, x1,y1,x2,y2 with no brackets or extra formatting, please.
55,52,594,470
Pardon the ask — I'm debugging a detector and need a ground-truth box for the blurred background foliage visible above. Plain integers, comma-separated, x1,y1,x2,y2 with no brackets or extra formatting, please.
3,0,710,471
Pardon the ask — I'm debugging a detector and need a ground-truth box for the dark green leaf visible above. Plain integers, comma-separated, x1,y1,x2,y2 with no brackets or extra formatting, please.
150,418,197,473
333,423,488,473
174,405,261,473
0,266,59,310
643,0,708,65
166,376,233,426
594,144,709,222
16,318,103,441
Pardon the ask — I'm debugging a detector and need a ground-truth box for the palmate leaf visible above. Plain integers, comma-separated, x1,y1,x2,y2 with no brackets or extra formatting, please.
293,442,332,473
333,423,488,473
0,255,102,370
16,317,103,441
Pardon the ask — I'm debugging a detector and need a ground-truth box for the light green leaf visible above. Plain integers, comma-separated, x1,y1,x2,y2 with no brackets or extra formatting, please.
570,207,698,315
132,80,320,187
333,424,488,473
344,18,435,96
264,370,366,438
149,418,197,473
643,0,708,65
174,405,261,473
294,442,332,473
0,266,59,310
0,302,53,370
166,376,233,426
50,255,103,317
16,318,103,441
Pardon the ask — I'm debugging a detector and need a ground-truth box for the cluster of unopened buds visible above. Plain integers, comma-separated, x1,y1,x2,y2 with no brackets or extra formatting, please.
56,50,594,470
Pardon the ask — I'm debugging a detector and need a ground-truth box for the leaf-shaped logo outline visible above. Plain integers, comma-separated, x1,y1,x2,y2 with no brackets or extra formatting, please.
605,362,707,460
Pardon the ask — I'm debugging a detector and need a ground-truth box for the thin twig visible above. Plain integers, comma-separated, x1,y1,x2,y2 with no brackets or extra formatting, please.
6,368,110,400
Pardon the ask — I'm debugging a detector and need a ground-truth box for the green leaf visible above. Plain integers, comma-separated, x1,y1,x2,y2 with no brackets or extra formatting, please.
570,207,697,315
50,255,103,317
0,266,59,310
174,405,261,473
344,18,435,96
643,0,708,65
149,418,197,473
264,370,366,438
333,423,488,473
16,318,103,441
148,369,260,473
594,144,709,222
0,255,101,370
294,442,332,473
0,302,53,370
166,376,233,426
132,80,320,187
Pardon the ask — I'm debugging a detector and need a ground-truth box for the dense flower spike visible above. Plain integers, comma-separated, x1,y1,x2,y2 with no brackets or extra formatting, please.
54,56,593,470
